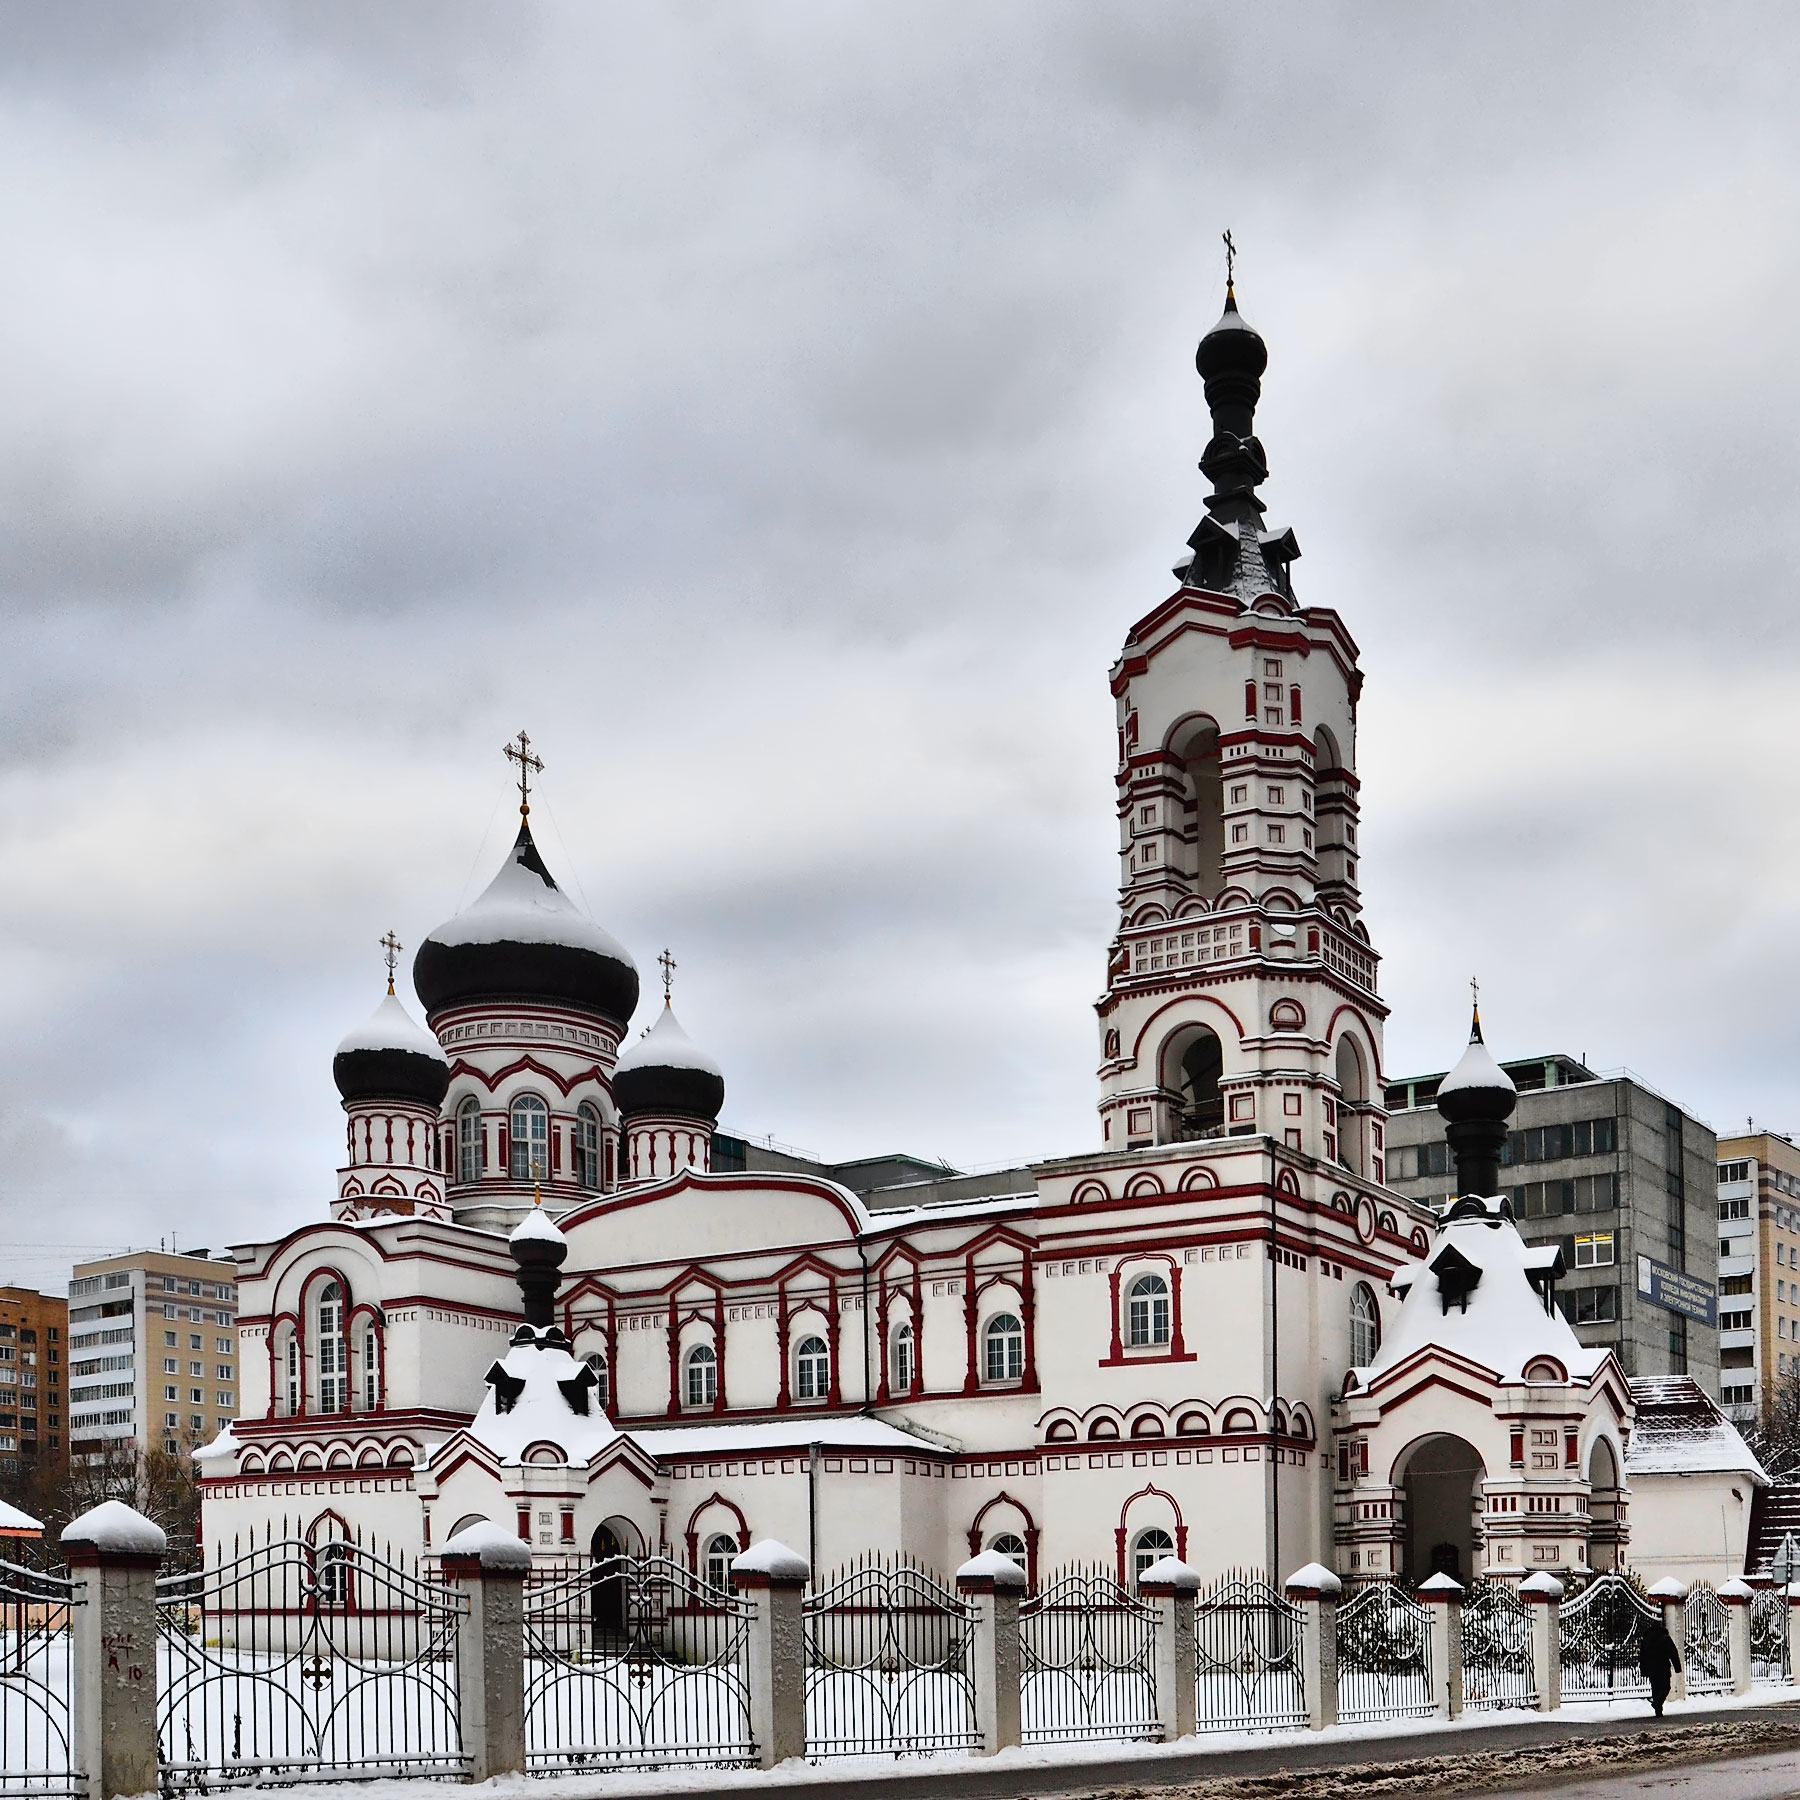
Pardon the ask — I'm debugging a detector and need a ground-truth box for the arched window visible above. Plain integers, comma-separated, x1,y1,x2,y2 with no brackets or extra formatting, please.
1127,1273,1171,1347
510,1095,549,1182
684,1343,717,1408
575,1103,602,1190
704,1532,739,1594
361,1327,379,1410
457,1098,483,1183
1349,1283,1381,1367
984,1313,1024,1383
1178,1029,1224,1138
989,1532,1027,1568
317,1283,347,1413
1131,1527,1175,1586
585,1350,610,1409
285,1336,299,1416
795,1335,830,1401
890,1322,914,1393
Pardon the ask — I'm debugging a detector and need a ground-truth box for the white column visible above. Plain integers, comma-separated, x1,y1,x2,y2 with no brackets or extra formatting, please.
1418,1572,1463,1720
1648,1578,1689,1705
1138,1556,1201,1741
1520,1571,1563,1713
733,1540,810,1769
1720,1578,1754,1697
1284,1563,1340,1731
956,1551,1025,1755
62,1501,167,1800
441,1522,531,1780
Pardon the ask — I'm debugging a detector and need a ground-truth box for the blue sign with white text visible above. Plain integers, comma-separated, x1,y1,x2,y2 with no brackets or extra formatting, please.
1636,1254,1717,1327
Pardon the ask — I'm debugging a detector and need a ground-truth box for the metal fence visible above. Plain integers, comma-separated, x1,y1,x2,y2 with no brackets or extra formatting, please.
1019,1568,1159,1745
802,1557,980,1759
1460,1582,1535,1712
1752,1588,1791,1685
1334,1582,1434,1723
1557,1573,1654,1702
1193,1572,1307,1733
155,1529,465,1792
0,1559,79,1800
1684,1586,1731,1695
521,1555,755,1772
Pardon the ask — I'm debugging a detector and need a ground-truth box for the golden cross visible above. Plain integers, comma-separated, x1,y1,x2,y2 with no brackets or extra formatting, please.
1223,228,1237,293
658,947,676,1006
504,731,544,817
380,930,403,997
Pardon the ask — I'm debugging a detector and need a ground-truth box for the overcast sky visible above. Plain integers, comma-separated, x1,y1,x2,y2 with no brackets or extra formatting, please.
5,2,1800,1290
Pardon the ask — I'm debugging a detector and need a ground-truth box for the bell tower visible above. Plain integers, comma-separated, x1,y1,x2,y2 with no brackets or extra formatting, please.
1096,280,1388,1181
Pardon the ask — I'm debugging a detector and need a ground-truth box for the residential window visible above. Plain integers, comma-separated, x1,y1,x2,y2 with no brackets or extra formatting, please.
1126,1274,1171,1348
509,1095,550,1182
1719,1197,1749,1220
685,1343,717,1408
1718,1160,1752,1183
1575,1233,1615,1268
983,1314,1024,1383
1562,1287,1619,1326
1720,1309,1753,1331
795,1335,830,1401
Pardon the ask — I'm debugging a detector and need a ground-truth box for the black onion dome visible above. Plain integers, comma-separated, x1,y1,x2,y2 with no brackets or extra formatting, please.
413,820,639,1028
1196,287,1268,386
333,994,451,1108
1435,1007,1518,1128
614,1004,725,1123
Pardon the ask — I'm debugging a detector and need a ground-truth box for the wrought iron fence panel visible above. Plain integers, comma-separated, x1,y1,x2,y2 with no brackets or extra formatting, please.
155,1528,465,1792
1019,1567,1159,1744
1459,1583,1536,1711
802,1557,979,1759
522,1554,754,1771
1752,1588,1791,1684
1192,1573,1307,1734
1557,1573,1654,1702
1334,1583,1434,1723
0,1559,79,1800
1684,1586,1731,1694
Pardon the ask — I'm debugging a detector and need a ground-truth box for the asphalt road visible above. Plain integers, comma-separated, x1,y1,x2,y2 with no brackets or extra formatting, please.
1512,1743,1800,1800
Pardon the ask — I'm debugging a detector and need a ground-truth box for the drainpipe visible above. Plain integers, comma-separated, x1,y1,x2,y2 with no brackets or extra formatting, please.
808,1441,822,1573
857,1240,873,1413
1267,1138,1280,1584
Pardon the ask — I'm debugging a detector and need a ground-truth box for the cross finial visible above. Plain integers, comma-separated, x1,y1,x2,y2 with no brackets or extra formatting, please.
657,947,676,1007
1469,975,1483,1043
503,731,544,818
1223,228,1237,297
380,930,403,997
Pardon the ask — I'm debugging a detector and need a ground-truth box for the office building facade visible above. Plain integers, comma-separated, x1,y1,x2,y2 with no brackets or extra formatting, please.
0,1287,68,1479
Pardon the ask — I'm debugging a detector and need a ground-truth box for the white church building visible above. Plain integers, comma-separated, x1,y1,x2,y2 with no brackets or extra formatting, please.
200,285,1675,1589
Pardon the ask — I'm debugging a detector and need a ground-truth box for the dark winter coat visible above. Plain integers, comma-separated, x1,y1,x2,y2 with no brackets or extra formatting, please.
1638,1622,1682,1680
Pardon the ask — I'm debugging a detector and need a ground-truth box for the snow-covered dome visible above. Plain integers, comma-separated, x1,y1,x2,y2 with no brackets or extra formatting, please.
332,993,451,1107
614,1004,725,1123
1437,1025,1516,1118
413,820,639,1028
1196,286,1268,384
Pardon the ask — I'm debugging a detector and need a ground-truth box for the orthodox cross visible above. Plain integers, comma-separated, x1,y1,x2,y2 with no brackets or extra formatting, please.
504,731,544,817
380,930,403,997
1223,228,1236,293
658,947,676,1006
1470,975,1480,1010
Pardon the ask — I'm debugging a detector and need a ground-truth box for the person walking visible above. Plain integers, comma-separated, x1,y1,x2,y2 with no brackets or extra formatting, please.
1638,1618,1682,1718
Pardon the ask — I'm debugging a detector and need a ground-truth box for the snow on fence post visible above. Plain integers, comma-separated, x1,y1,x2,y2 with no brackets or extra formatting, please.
956,1550,1025,1756
1283,1563,1340,1732
1417,1573,1463,1719
1137,1556,1200,1741
1520,1572,1563,1713
1648,1578,1689,1705
1719,1579,1754,1696
441,1521,530,1781
61,1500,166,1800
733,1540,809,1768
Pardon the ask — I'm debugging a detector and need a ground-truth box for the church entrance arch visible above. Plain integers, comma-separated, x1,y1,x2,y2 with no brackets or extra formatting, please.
590,1519,641,1644
1395,1435,1484,1585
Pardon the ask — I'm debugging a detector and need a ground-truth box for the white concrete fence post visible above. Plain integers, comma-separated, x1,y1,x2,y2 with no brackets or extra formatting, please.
1137,1556,1201,1742
1417,1573,1463,1720
732,1539,810,1768
956,1550,1026,1756
440,1521,532,1781
1787,1583,1800,1687
61,1500,167,1800
1284,1563,1340,1731
1520,1571,1563,1713
1648,1578,1688,1706
1719,1578,1755,1697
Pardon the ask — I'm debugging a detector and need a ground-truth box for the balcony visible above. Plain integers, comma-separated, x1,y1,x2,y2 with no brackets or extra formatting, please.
1118,911,1378,996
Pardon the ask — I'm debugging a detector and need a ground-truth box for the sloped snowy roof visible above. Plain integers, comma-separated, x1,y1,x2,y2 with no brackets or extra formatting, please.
1626,1377,1768,1483
1357,1196,1609,1387
0,1498,42,1534
629,1417,948,1458
334,993,448,1063
618,1005,723,1078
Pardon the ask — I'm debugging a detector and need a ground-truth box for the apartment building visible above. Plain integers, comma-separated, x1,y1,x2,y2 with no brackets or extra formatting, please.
67,1250,240,1460
0,1287,68,1478
1385,1055,1719,1390
1713,1129,1800,1428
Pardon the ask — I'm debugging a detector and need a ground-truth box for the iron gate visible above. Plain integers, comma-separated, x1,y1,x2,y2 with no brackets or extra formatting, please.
1557,1573,1654,1702
1460,1582,1535,1711
1019,1569,1159,1744
0,1558,79,1799
1192,1573,1307,1733
1684,1585,1731,1694
802,1558,979,1759
1335,1583,1434,1723
522,1555,754,1770
1752,1587,1791,1684
156,1532,465,1791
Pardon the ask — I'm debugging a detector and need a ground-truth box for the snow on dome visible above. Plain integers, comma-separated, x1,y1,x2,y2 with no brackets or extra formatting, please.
335,993,445,1062
509,1206,567,1248
332,993,451,1108
62,1499,166,1554
614,1004,725,1123
1438,1033,1515,1098
413,821,639,1026
1283,1562,1341,1596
